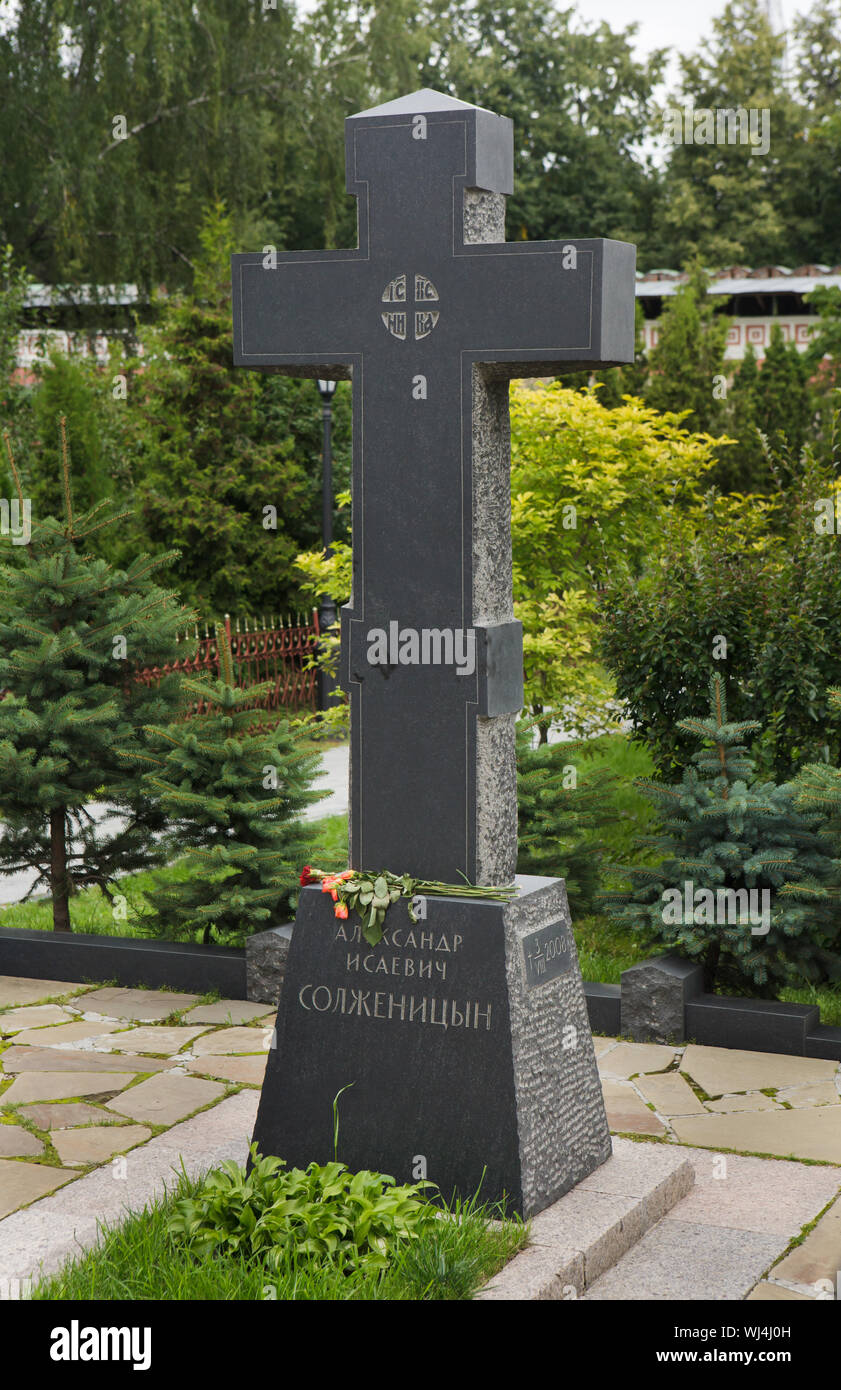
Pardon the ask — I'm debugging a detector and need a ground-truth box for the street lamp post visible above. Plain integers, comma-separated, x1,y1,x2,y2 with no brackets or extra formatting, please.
316,378,338,710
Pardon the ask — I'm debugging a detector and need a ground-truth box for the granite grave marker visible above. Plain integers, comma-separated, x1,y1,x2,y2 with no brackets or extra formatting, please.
233,89,635,1214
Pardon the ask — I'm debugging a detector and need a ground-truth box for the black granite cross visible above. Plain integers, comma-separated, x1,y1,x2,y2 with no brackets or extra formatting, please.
233,89,635,885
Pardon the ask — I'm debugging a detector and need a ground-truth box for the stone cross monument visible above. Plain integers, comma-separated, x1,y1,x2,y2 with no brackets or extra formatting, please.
233,90,635,1215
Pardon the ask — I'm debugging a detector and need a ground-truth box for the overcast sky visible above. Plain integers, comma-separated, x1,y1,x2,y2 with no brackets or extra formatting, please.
0,0,818,85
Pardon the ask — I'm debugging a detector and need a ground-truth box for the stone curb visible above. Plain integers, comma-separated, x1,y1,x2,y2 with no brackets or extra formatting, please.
476,1138,695,1300
0,1090,259,1292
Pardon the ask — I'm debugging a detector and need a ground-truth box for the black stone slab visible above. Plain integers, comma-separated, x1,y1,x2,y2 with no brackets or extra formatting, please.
232,89,635,885
685,995,820,1055
253,879,610,1215
805,1025,841,1062
584,981,621,1036
0,926,246,997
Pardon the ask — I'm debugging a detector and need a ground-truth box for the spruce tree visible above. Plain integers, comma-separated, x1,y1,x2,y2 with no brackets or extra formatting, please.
718,343,768,492
0,424,188,931
516,720,616,914
782,687,841,911
128,204,330,618
599,676,838,995
644,262,730,435
754,322,812,462
126,628,324,944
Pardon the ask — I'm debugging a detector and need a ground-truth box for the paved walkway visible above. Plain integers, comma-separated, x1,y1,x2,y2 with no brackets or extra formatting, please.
0,976,839,1299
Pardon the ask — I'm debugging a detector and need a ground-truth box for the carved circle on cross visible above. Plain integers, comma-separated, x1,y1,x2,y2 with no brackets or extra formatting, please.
380,272,440,342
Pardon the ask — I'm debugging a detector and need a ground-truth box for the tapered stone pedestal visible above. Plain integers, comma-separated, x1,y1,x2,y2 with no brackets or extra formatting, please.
252,874,610,1216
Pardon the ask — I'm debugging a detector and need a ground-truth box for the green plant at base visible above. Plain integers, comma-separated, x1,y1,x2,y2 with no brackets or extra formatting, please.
167,1144,437,1276
599,675,839,995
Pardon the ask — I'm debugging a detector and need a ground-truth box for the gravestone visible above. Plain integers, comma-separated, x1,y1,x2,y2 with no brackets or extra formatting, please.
233,89,635,1215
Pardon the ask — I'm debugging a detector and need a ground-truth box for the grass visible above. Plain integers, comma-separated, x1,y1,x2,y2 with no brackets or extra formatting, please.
575,731,658,868
31,1172,528,1302
307,812,350,872
0,811,348,936
0,858,198,936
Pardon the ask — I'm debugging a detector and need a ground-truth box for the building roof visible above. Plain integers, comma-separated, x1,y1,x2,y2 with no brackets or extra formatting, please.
22,284,139,308
635,266,841,297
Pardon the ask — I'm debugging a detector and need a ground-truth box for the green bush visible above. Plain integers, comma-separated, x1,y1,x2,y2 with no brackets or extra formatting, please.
167,1146,437,1275
516,720,616,913
599,676,840,996
600,427,841,780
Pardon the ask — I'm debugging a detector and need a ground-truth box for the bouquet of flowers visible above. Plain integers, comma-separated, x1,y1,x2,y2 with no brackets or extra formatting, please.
299,865,518,945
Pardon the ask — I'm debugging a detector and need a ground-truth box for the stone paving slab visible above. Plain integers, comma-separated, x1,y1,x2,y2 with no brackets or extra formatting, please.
776,1081,840,1108
185,1001,269,1025
478,1139,694,1300
580,1144,841,1301
601,1081,666,1136
19,1103,123,1130
78,987,199,1021
0,1005,75,1033
769,1196,841,1288
2,1072,138,1105
634,1071,707,1116
0,978,86,1008
52,1124,153,1168
747,1281,813,1300
102,1025,210,1055
576,1140,703,1201
8,1020,125,1047
0,1091,258,1287
671,1105,841,1163
106,1073,226,1126
183,1054,267,1085
190,1026,272,1056
0,1126,44,1157
597,1042,677,1079
1,1045,173,1074
0,1158,76,1221
584,1221,787,1300
665,1148,841,1237
704,1093,782,1113
681,1044,837,1097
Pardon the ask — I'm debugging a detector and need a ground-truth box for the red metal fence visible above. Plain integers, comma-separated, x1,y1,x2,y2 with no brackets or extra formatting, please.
0,613,322,719
133,612,321,717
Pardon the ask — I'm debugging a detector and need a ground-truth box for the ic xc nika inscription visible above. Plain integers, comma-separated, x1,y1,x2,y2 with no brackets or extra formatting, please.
296,920,493,1031
381,271,440,341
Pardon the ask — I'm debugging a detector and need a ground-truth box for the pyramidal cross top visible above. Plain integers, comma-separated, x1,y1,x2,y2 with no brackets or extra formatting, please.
233,89,635,885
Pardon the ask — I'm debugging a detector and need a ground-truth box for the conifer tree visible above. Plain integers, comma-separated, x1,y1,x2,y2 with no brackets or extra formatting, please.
516,720,615,914
782,687,841,912
754,322,813,463
0,423,188,930
718,343,768,492
644,262,730,435
599,676,838,995
126,628,324,944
